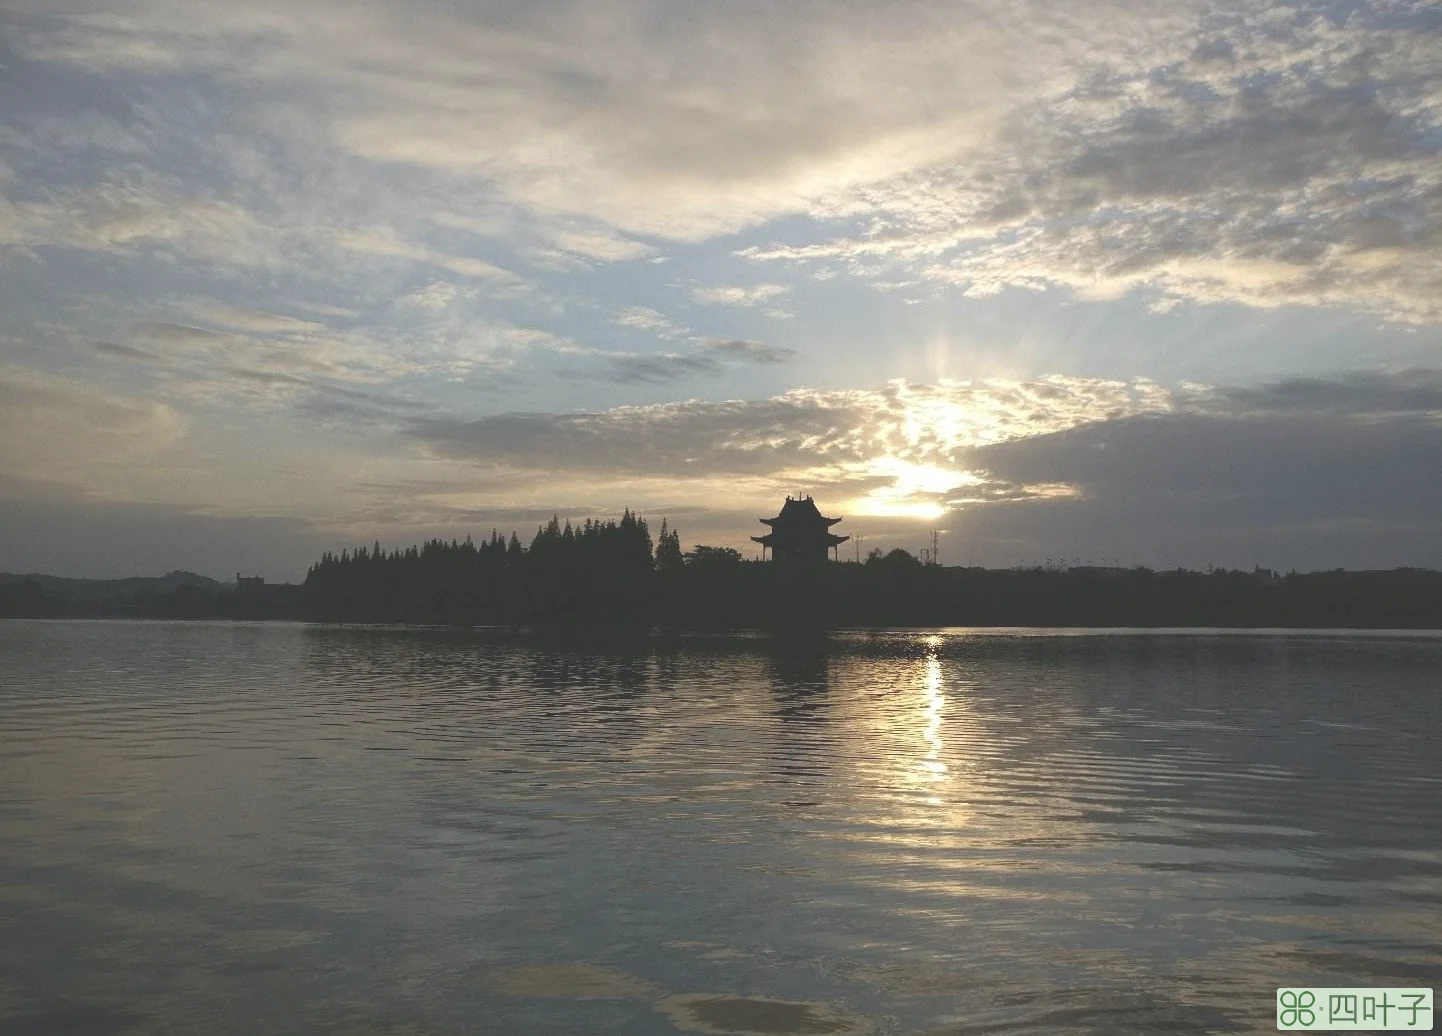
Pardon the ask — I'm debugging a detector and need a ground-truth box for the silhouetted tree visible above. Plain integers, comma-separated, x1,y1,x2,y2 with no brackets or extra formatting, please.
655,519,684,573
684,545,744,569
293,515,1442,629
878,548,921,569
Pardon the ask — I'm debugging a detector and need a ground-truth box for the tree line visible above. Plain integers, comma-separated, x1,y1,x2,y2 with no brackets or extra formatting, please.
4,511,1440,627
303,511,665,623
299,515,1442,628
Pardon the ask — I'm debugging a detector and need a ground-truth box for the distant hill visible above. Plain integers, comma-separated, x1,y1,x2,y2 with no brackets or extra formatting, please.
0,570,229,603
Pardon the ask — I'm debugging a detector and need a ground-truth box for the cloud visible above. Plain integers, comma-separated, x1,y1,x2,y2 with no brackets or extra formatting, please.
131,321,234,350
690,284,791,307
123,320,391,385
0,182,526,306
316,2,1013,239
413,395,863,478
84,314,512,422
3,0,1013,241
579,351,723,384
7,0,1437,328
0,184,290,268
94,340,168,364
612,306,688,338
187,304,328,335
213,365,432,418
532,222,656,263
401,281,479,309
120,311,533,390
0,368,184,489
951,378,1442,569
702,338,798,365
548,335,798,383
965,410,1442,516
1188,369,1442,418
330,228,520,283
410,374,1173,480
740,5,1442,323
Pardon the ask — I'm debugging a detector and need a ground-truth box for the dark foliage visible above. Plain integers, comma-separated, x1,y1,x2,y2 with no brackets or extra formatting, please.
295,514,1442,629
0,579,46,617
303,513,655,624
655,519,684,573
6,518,1439,628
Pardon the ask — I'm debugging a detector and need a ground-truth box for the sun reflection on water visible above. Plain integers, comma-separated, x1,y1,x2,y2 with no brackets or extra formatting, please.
920,641,949,802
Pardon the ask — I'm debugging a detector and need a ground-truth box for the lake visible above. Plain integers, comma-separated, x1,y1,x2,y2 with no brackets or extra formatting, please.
0,621,1438,1035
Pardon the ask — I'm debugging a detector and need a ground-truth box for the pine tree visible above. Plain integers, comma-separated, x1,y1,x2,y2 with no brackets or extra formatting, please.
656,518,683,572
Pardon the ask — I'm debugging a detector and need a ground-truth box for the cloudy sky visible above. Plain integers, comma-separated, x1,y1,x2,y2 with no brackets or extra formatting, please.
1,0,1439,579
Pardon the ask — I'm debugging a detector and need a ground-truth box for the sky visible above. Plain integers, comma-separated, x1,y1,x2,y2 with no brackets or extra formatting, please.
1,0,1439,580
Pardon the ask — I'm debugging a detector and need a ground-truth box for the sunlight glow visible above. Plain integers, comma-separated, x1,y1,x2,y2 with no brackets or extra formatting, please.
849,457,980,520
852,496,948,520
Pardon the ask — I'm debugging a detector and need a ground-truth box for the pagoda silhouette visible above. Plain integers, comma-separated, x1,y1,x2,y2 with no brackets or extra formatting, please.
753,495,849,562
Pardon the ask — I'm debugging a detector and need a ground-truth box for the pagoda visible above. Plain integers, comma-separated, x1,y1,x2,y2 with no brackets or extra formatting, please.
752,495,849,562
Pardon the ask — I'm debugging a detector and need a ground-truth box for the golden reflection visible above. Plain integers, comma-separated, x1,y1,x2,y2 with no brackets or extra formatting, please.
919,645,949,801
846,634,985,841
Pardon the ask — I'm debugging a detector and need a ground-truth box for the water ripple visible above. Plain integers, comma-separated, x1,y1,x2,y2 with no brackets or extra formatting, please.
0,621,1438,1035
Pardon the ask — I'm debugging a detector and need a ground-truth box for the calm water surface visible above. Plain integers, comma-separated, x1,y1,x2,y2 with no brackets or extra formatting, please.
1,621,1439,1035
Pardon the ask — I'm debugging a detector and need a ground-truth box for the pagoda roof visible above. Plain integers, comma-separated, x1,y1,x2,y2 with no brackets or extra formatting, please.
759,495,843,526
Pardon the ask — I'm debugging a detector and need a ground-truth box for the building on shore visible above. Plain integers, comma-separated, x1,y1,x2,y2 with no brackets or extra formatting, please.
752,495,849,562
232,574,303,617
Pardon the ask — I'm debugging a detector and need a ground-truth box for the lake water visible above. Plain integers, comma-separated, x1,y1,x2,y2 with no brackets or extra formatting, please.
0,621,1438,1035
